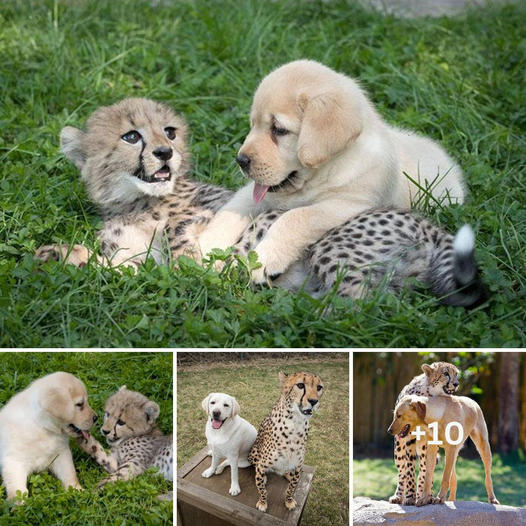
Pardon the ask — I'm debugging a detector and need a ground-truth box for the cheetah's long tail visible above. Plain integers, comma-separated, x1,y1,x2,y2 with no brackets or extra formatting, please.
430,225,486,308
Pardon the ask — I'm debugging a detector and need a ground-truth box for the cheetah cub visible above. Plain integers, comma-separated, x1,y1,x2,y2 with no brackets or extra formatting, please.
248,372,323,512
389,362,459,505
76,386,173,488
35,98,231,268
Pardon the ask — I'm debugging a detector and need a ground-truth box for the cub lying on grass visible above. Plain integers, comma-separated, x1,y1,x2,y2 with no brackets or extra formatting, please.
76,386,172,492
36,98,484,306
388,394,499,506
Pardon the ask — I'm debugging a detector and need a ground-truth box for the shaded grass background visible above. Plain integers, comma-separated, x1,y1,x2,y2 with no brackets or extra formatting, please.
0,352,173,525
0,0,524,347
353,453,526,507
177,355,349,526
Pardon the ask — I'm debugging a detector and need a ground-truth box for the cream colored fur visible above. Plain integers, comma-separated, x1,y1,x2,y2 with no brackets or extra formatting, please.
199,60,464,283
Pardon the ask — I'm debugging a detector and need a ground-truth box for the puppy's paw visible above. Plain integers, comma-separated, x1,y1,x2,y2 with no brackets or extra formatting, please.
389,495,403,504
229,484,241,496
214,465,226,475
285,498,296,510
415,495,432,507
252,243,289,284
489,497,500,505
201,467,215,478
256,500,267,512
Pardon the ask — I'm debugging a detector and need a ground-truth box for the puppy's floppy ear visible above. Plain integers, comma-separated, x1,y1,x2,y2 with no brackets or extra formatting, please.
144,400,160,423
411,400,427,420
296,90,362,168
40,387,69,420
201,394,212,414
60,126,87,170
231,396,240,417
421,364,434,377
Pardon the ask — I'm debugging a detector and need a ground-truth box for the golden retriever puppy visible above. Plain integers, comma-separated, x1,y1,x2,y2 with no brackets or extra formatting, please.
388,394,499,506
0,372,97,502
199,59,464,283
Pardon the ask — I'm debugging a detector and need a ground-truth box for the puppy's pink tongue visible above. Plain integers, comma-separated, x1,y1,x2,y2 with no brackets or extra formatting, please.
253,183,269,204
81,430,90,440
212,419,223,430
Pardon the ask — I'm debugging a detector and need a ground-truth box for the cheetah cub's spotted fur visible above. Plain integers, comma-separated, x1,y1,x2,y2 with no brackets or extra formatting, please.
35,98,484,306
76,386,172,489
389,362,459,505
248,371,323,512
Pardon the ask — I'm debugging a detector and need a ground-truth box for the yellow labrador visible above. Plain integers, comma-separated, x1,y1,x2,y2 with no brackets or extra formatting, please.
199,59,464,283
0,372,97,502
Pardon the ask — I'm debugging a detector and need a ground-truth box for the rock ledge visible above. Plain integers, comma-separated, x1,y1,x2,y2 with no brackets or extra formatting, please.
353,497,526,526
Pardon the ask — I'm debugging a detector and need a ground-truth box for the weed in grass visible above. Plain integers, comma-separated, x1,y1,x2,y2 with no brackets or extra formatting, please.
0,0,524,347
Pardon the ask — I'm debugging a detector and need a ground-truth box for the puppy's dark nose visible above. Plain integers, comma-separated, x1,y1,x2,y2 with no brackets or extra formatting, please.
212,410,221,419
308,399,318,407
101,429,109,436
93,415,98,423
236,153,251,171
153,146,173,161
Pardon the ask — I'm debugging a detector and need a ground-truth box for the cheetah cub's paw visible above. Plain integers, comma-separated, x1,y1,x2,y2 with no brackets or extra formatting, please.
201,467,215,478
389,495,403,504
285,498,297,510
256,500,267,512
35,244,91,267
229,483,241,496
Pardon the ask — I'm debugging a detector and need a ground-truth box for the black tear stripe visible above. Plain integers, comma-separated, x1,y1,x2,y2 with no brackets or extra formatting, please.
133,138,147,181
299,376,306,409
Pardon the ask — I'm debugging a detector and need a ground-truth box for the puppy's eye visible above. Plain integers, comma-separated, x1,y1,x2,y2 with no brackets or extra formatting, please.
122,130,141,144
296,383,305,389
75,402,84,408
164,127,176,140
210,401,215,405
224,404,229,408
317,385,323,391
116,419,125,426
271,124,289,137
397,415,401,419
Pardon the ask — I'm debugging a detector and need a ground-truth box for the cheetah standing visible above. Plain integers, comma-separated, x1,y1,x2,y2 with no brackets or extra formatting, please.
248,371,324,512
389,362,460,505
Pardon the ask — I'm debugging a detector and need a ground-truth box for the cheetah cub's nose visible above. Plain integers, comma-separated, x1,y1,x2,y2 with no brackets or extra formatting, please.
308,399,318,406
153,147,173,161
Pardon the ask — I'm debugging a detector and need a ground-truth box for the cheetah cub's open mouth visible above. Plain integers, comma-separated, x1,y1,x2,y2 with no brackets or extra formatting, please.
151,165,171,183
398,424,410,439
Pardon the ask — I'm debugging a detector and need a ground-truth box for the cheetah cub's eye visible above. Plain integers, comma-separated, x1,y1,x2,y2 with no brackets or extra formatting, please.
164,127,176,140
443,371,450,377
296,383,305,389
122,130,142,144
116,419,125,426
317,385,323,392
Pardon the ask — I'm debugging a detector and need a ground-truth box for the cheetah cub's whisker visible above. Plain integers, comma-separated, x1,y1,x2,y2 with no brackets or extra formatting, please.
248,371,323,513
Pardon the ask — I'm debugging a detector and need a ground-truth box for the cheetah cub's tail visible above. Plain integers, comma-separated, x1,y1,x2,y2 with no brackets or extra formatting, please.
431,225,486,308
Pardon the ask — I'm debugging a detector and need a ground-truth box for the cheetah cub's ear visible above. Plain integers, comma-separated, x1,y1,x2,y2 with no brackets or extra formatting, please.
201,394,212,414
60,125,87,170
231,396,240,417
144,400,160,423
421,364,434,377
278,371,288,384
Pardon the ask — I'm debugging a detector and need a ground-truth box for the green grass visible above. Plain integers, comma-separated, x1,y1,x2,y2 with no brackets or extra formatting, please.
354,454,526,508
0,0,524,347
0,352,173,525
177,357,349,526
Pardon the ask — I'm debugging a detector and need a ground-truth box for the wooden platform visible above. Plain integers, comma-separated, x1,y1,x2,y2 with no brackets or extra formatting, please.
177,447,315,526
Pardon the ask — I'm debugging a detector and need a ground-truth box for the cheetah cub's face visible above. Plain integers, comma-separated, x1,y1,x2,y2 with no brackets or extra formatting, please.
422,362,460,396
280,371,324,417
100,385,160,446
60,98,189,206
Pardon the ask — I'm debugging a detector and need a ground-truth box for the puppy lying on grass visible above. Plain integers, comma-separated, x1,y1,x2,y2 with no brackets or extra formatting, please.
388,394,499,506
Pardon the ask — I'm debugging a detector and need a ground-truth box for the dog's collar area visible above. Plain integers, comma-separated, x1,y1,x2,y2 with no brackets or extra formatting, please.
267,170,299,193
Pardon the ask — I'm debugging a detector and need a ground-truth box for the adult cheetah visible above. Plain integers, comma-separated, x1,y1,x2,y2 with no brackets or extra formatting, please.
248,371,323,512
389,362,460,505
